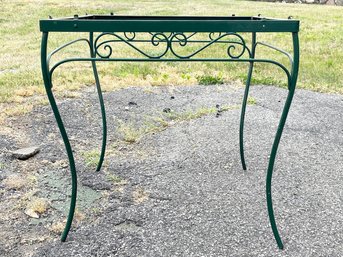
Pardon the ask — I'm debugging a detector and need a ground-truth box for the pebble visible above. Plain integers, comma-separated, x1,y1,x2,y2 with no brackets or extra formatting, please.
11,146,40,160
25,209,39,219
128,101,137,106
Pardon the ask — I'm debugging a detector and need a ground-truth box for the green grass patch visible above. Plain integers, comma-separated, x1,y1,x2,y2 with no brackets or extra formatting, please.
197,74,224,86
80,149,100,168
247,96,257,105
117,121,144,143
0,0,342,110
106,174,126,185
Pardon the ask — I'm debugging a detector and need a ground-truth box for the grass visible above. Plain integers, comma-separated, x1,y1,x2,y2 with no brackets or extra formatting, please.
106,173,126,185
116,104,239,145
117,121,144,143
49,221,65,234
26,198,49,215
0,0,342,120
80,149,100,168
247,96,257,105
197,74,224,85
2,175,27,190
163,105,238,121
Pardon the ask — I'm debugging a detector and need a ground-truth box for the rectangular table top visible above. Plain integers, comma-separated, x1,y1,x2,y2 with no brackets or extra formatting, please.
40,15,299,33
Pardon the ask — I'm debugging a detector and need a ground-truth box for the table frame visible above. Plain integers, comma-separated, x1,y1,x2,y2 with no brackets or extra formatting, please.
40,15,299,250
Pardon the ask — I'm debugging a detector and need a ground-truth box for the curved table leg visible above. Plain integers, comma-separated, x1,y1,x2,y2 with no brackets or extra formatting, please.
89,32,107,172
41,32,77,242
239,32,256,170
266,32,299,249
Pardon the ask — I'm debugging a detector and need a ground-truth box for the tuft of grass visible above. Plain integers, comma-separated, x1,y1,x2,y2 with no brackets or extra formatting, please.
107,174,126,185
3,104,33,117
164,105,238,122
2,175,27,190
197,74,224,86
26,198,49,214
0,162,5,169
81,149,100,168
143,117,170,134
117,122,144,143
132,187,149,204
49,221,65,234
247,96,257,105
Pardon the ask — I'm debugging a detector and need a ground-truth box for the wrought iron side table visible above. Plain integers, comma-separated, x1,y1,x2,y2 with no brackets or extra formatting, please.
40,15,299,249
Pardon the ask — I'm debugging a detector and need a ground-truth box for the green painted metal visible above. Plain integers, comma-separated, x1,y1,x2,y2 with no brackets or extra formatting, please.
89,32,107,172
266,32,299,250
40,15,299,33
49,58,291,82
239,32,256,171
41,32,77,242
40,15,299,249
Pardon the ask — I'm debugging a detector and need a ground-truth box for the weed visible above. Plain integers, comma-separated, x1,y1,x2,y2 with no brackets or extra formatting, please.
247,96,257,105
107,174,126,185
50,221,65,234
26,198,49,214
163,105,238,122
197,74,224,85
81,149,100,168
117,122,143,143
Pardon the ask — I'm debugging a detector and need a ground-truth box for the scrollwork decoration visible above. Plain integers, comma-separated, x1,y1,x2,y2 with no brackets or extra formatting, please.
94,32,251,59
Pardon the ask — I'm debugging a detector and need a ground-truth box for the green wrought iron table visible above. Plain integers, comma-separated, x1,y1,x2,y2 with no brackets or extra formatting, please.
40,14,299,249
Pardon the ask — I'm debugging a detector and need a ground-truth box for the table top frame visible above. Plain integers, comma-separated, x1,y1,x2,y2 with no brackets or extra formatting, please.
40,15,299,33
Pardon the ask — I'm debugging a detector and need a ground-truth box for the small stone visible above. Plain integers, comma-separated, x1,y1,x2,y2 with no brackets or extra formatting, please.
124,106,130,111
41,160,50,165
58,160,68,168
216,104,220,109
163,108,171,113
25,209,39,219
128,101,137,106
12,146,40,160
170,96,175,100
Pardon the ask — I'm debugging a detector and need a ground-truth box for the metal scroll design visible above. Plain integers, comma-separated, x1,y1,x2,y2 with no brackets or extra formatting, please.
94,32,251,59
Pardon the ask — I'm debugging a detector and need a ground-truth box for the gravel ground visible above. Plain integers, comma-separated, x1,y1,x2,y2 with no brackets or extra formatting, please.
1,84,342,257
